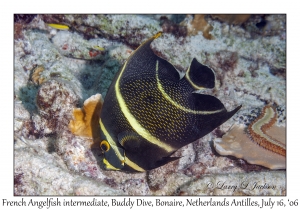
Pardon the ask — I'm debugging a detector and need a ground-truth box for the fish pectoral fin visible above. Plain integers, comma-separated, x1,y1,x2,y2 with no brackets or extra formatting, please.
117,131,143,152
153,156,181,169
185,58,215,90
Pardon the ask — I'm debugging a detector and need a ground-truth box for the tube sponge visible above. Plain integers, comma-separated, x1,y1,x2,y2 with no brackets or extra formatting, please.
69,94,103,141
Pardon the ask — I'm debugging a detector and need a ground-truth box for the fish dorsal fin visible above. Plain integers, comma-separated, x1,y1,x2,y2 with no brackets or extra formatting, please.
126,32,162,66
185,58,215,90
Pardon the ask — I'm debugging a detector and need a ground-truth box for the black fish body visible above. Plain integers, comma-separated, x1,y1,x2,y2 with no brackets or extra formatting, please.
99,32,241,172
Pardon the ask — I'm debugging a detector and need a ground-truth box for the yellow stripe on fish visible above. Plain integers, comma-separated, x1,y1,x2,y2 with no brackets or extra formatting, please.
115,60,176,153
155,60,225,115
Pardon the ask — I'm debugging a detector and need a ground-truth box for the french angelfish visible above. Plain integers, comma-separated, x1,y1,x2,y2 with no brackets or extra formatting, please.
99,32,241,172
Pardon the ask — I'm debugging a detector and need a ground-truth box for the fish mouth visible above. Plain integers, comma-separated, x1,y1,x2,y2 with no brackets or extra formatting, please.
103,158,120,170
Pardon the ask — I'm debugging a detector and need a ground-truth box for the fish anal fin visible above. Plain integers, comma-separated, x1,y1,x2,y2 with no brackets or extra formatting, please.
191,93,226,112
185,58,215,90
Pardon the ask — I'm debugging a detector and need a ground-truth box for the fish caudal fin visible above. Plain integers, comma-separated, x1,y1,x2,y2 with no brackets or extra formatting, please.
224,105,242,123
216,105,242,127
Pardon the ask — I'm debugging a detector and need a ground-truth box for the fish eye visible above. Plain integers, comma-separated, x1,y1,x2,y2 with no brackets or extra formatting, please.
100,140,110,152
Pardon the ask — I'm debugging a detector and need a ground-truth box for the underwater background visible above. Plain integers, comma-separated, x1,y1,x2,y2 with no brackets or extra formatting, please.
14,14,286,195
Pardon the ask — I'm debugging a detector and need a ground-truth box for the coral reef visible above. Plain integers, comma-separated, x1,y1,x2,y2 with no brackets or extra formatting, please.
35,79,79,135
40,14,161,48
160,16,187,37
184,14,214,39
14,135,124,195
51,31,106,60
14,14,37,40
213,105,286,170
14,14,286,195
14,14,37,24
211,15,251,25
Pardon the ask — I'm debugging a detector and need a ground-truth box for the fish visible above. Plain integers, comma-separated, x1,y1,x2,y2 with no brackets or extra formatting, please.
92,46,105,51
99,32,241,172
47,23,69,30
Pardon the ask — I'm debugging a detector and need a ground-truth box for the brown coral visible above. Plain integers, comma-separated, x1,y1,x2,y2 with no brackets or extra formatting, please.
30,65,45,85
69,94,103,142
186,14,214,39
211,14,251,25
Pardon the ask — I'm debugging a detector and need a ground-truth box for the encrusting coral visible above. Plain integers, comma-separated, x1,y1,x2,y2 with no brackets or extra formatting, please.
213,105,286,170
30,65,45,85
